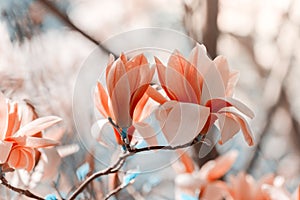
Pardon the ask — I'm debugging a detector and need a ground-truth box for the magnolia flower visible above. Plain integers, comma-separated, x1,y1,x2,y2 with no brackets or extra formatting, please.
174,150,238,200
227,173,300,200
154,44,255,146
0,92,61,171
94,53,155,145
175,149,299,200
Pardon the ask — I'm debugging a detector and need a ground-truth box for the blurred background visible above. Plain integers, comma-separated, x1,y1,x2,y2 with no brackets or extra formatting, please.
0,0,299,199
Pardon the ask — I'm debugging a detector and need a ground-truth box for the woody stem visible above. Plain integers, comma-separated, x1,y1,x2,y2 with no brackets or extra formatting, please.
68,135,206,199
0,173,44,200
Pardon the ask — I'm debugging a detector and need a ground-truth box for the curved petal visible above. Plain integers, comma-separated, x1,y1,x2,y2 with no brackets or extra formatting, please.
146,86,167,105
213,56,230,88
7,146,36,171
188,44,212,75
155,57,177,100
91,119,115,148
206,150,238,180
207,97,255,119
105,54,115,84
157,60,198,103
229,172,256,200
0,141,12,164
23,148,36,171
133,121,158,146
14,116,62,137
165,67,198,103
157,102,210,147
188,44,225,103
24,136,59,148
130,85,149,120
214,113,240,144
126,53,148,71
107,59,127,98
226,71,239,97
5,102,19,138
95,82,110,118
176,150,195,173
219,108,254,146
200,65,226,103
110,67,131,128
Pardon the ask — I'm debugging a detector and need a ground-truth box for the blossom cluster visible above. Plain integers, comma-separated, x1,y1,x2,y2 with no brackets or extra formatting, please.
174,150,300,200
94,44,255,149
0,92,61,172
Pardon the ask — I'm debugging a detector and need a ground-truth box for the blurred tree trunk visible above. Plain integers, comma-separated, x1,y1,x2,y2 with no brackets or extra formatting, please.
193,0,220,167
202,0,219,59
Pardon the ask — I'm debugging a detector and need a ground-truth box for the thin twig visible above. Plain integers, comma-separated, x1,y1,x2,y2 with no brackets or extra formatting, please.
104,183,128,200
0,174,44,200
68,137,205,200
36,0,117,57
68,154,128,200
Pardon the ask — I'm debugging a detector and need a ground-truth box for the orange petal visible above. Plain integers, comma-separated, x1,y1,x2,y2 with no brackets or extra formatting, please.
133,122,158,146
157,102,210,147
91,119,112,147
229,172,255,200
126,54,148,71
110,69,132,128
176,150,195,173
184,63,203,104
220,109,254,146
189,44,226,103
206,150,238,180
95,82,110,118
146,86,167,104
8,146,36,171
200,65,226,104
207,97,255,119
165,66,198,103
107,59,126,98
5,102,19,138
0,141,12,163
214,113,240,144
188,44,212,75
14,116,62,137
105,54,115,81
169,51,203,103
25,136,59,148
130,85,149,120
168,51,186,74
226,71,239,97
213,56,230,90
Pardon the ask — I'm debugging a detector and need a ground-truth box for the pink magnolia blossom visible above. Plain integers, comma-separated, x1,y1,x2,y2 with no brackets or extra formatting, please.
94,53,155,145
0,92,61,171
175,150,238,200
154,44,255,146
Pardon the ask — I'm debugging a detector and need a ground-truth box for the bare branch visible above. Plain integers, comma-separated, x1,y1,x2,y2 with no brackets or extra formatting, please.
104,183,128,200
68,137,206,200
36,0,117,57
0,174,44,200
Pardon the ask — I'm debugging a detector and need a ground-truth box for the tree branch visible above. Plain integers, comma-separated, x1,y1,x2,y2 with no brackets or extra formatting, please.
104,183,128,200
36,0,117,57
0,174,44,200
68,137,206,200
